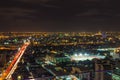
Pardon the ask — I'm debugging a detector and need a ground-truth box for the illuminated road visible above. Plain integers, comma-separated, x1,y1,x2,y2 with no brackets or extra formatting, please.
0,42,30,80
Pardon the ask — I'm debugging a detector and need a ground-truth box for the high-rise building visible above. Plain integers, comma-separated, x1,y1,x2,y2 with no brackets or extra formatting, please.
94,63,104,80
94,60,113,80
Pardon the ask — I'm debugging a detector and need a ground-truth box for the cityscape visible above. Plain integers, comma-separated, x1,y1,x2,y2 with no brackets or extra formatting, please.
1,0,120,80
0,32,120,80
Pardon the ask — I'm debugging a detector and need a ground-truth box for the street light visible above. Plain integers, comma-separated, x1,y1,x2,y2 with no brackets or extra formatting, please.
79,53,82,56
17,75,22,80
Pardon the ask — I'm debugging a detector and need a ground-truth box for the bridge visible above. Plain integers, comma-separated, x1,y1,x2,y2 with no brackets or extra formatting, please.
0,42,30,80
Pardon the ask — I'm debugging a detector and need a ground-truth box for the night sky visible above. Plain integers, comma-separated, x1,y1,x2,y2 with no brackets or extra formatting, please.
0,0,120,32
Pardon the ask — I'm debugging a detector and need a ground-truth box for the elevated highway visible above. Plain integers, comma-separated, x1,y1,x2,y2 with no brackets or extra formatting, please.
0,42,30,80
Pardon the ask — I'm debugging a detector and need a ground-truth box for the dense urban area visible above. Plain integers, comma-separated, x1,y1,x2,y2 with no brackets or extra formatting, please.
0,32,120,80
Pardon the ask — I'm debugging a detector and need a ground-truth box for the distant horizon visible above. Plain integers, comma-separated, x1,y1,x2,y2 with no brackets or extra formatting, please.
0,31,120,33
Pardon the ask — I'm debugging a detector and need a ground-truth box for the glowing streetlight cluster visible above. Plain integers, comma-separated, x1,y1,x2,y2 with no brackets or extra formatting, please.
74,53,89,57
71,52,105,61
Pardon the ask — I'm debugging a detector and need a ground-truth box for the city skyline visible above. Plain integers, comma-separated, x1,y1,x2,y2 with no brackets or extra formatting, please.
0,32,120,80
0,0,120,32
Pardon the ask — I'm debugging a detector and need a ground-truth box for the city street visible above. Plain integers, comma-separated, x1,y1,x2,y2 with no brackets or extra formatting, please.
0,42,30,80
